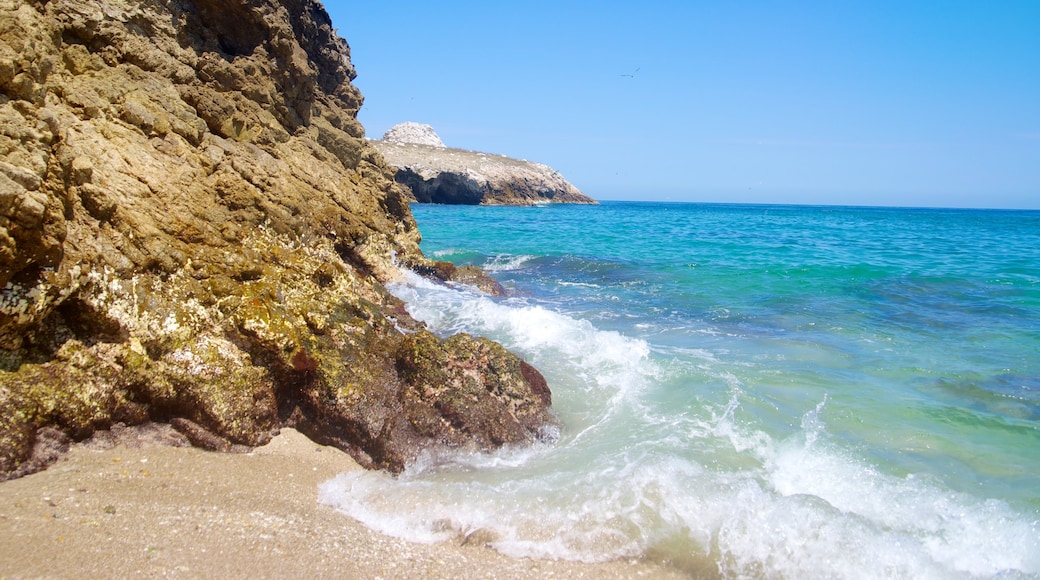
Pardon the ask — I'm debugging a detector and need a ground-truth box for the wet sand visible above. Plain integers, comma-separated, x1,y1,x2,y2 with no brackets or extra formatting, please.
0,428,687,578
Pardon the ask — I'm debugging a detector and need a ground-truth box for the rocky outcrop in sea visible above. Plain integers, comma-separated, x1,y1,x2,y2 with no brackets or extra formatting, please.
372,122,596,206
0,0,556,479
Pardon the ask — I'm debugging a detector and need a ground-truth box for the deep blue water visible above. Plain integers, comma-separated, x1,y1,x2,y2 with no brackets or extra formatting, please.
322,201,1040,578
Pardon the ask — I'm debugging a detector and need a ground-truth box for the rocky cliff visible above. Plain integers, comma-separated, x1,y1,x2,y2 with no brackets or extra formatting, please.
372,122,596,206
0,0,555,479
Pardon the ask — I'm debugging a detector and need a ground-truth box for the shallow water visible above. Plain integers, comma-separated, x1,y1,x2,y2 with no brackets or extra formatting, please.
320,202,1040,578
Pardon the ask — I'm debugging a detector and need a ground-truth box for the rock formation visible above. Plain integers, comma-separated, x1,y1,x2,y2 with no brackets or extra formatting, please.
382,121,445,148
372,122,596,206
0,0,556,479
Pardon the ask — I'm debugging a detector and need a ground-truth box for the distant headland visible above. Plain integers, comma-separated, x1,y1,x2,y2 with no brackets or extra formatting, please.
371,122,597,206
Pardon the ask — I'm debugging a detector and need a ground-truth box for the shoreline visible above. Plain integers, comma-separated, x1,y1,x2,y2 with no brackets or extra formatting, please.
0,428,688,578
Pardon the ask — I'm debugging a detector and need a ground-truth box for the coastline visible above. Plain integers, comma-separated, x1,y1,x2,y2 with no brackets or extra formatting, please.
0,428,687,579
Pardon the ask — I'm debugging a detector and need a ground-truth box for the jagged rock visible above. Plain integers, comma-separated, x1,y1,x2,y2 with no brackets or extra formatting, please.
371,124,597,206
0,0,556,479
382,122,445,148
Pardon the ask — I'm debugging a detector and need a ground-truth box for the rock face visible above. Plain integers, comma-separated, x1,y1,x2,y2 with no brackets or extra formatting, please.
0,0,555,479
372,123,596,206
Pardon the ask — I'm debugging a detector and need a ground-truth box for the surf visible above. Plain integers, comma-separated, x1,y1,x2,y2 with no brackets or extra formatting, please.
320,253,1040,577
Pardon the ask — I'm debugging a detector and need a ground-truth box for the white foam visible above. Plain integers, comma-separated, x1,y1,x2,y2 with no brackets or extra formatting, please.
429,248,463,258
697,396,1040,578
319,450,703,563
321,394,1040,578
558,281,603,288
760,401,1040,577
482,254,534,272
388,269,652,430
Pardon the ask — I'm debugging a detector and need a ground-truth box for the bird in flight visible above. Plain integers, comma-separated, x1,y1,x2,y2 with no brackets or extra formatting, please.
621,67,640,78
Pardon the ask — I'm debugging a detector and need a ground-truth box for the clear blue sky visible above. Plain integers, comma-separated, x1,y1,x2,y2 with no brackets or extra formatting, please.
327,1,1040,209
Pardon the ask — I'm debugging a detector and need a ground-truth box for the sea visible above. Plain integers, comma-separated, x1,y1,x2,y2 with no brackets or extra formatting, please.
320,201,1040,578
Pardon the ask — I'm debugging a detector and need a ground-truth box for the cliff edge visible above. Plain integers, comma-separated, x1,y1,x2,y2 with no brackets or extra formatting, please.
372,122,596,206
0,0,555,479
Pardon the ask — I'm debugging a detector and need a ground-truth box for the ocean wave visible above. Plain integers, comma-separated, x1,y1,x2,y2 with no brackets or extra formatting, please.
319,268,1040,578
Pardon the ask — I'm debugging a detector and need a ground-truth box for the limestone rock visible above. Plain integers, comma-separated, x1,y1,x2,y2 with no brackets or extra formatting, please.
371,125,596,206
382,121,445,148
0,0,556,479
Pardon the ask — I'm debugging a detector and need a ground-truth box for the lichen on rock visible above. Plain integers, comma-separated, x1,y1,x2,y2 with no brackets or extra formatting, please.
0,0,557,479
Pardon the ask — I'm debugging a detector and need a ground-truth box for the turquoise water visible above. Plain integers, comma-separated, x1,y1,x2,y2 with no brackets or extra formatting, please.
321,202,1040,578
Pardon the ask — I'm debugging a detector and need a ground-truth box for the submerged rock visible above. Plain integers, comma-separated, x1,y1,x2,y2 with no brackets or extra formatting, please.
372,122,597,206
0,0,555,479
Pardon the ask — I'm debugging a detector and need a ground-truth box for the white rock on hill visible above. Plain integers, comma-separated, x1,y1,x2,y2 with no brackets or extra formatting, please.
382,122,446,148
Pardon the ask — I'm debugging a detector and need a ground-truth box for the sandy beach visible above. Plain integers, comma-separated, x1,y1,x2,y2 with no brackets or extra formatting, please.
0,428,687,579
